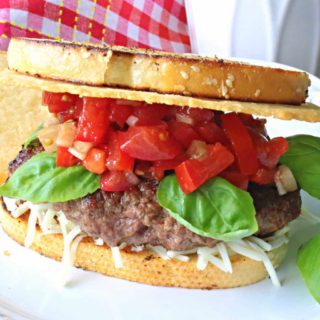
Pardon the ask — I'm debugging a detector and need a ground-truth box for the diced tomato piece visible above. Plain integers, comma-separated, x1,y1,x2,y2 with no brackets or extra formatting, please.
76,97,110,144
176,107,214,124
56,146,79,167
57,98,83,123
220,171,248,190
250,167,276,184
120,125,183,161
100,170,139,192
133,104,172,125
168,120,200,148
221,113,259,175
106,131,134,171
43,92,78,113
83,148,107,174
250,130,288,169
263,137,289,168
175,143,234,194
196,121,229,145
109,102,133,128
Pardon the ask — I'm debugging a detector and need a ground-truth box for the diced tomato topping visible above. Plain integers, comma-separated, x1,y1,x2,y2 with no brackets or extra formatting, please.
221,113,259,175
250,167,276,185
100,170,139,192
76,97,110,144
43,91,289,192
56,146,79,167
109,102,133,128
120,125,183,161
196,121,229,145
43,92,78,113
57,98,83,123
168,120,200,148
106,131,134,171
175,143,234,194
83,148,107,174
220,171,248,190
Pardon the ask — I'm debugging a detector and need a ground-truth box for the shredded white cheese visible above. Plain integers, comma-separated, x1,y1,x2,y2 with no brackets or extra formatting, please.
3,197,290,287
111,247,124,268
3,198,84,286
94,238,104,246
131,245,145,252
217,243,232,273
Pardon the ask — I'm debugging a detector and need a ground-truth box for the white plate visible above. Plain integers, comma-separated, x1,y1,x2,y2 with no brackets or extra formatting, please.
0,64,320,320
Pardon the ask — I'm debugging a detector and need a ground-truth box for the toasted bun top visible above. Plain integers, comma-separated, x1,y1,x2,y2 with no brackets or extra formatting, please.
7,38,310,105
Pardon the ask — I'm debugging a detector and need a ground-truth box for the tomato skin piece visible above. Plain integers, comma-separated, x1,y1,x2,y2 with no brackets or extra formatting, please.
175,143,235,194
76,97,110,144
83,148,107,174
100,171,138,192
56,146,79,167
43,92,78,113
250,167,276,184
120,125,183,161
106,131,134,171
221,113,259,175
168,120,200,148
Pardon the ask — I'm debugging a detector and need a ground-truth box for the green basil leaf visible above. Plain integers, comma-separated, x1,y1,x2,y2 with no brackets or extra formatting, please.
297,234,320,303
280,135,320,199
24,123,43,148
156,175,257,241
0,152,100,203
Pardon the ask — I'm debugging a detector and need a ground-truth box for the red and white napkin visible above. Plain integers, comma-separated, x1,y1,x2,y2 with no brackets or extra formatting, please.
0,0,191,52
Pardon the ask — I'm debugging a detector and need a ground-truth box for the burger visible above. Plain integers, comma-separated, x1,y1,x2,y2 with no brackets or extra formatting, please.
0,38,320,290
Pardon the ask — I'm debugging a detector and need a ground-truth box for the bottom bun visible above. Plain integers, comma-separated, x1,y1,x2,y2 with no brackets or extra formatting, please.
0,205,288,289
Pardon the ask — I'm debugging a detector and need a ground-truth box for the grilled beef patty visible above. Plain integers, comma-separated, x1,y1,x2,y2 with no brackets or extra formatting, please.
8,143,301,251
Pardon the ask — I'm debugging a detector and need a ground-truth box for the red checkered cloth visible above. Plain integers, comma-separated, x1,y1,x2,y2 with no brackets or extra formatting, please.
0,0,191,52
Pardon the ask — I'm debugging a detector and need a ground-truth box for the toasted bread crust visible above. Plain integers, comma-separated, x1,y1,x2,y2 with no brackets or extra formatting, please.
8,38,310,105
0,205,288,289
1,68,320,122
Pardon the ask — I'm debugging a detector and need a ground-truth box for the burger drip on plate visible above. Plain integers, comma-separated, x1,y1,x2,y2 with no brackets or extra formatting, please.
6,92,301,252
